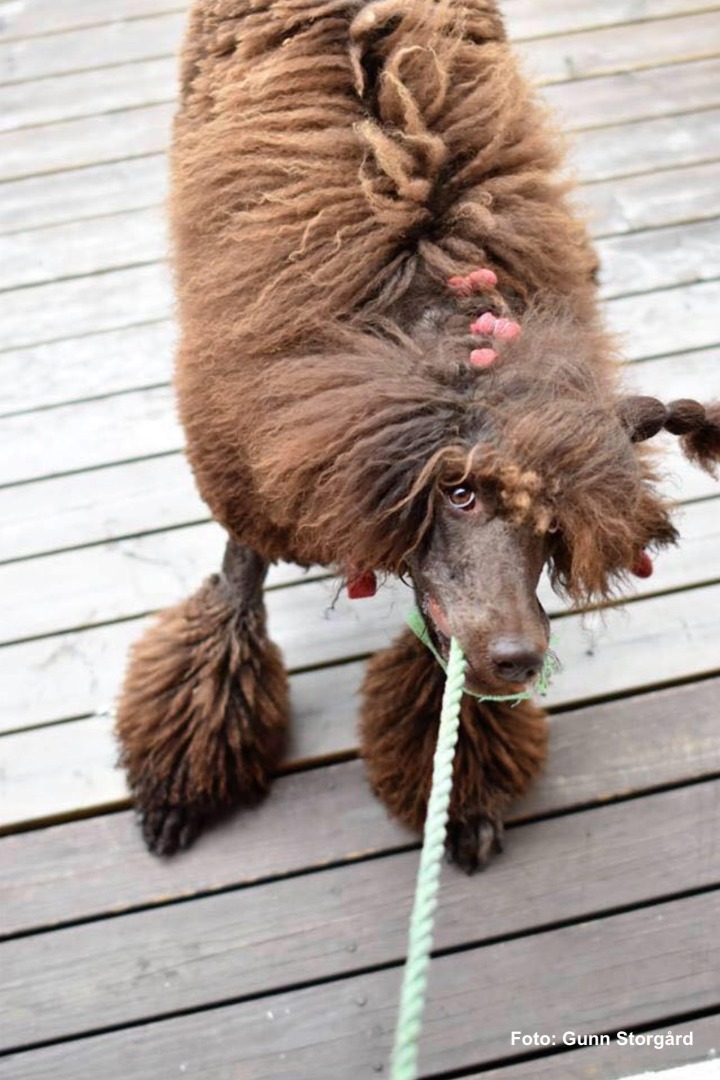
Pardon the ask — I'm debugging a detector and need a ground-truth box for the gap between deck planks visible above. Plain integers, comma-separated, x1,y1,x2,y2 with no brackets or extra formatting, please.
1,780,719,1052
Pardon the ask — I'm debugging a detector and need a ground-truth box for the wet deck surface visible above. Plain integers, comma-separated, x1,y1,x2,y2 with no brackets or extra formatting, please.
1,1,719,1076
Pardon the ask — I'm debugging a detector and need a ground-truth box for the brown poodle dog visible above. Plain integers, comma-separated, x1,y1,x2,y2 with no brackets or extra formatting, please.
116,0,720,871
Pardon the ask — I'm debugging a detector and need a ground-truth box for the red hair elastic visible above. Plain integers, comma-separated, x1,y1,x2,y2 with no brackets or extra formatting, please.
631,551,654,579
347,570,378,598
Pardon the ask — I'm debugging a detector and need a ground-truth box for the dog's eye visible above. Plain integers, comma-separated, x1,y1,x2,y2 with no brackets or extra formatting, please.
547,518,560,534
446,485,476,511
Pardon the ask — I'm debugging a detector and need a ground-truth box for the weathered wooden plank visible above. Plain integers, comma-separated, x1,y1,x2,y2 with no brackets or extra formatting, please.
2,672,719,935
610,280,720,361
0,263,171,352
0,386,181,486
0,58,177,132
544,56,720,132
0,345,716,563
0,154,167,235
508,0,720,37
1,555,719,739
0,207,166,291
0,322,174,419
0,0,186,41
599,218,720,299
583,160,720,238
1,781,718,1051
519,12,720,85
0,102,173,182
571,108,720,183
1,891,717,1079
0,454,205,561
2,490,718,647
0,522,330,645
0,14,185,84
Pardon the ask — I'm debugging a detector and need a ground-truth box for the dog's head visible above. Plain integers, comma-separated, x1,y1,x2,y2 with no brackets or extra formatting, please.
253,311,719,692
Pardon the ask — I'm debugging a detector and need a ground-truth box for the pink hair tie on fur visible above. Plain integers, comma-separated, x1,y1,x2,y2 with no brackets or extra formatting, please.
347,570,378,599
447,267,498,295
470,313,522,342
469,348,498,367
631,551,654,578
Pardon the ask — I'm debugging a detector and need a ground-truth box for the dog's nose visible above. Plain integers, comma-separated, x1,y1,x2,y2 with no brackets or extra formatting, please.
490,638,545,684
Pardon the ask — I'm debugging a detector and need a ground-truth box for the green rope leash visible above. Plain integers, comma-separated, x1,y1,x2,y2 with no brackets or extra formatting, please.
390,611,558,1079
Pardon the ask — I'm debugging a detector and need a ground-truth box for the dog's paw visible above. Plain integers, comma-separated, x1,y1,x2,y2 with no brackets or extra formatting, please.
446,812,505,874
140,801,207,856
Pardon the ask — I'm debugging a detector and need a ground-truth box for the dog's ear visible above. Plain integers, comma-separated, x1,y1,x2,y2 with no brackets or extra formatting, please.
616,394,720,477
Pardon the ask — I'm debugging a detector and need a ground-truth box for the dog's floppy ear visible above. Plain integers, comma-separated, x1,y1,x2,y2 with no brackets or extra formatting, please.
616,395,720,477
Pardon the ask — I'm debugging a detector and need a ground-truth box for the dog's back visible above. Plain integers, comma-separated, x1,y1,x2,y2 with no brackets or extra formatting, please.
171,0,597,367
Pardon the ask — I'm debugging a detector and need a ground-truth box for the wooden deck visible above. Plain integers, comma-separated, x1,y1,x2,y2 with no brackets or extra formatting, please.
1,1,720,1076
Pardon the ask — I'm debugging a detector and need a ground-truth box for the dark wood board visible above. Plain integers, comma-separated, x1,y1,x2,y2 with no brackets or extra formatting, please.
2,892,718,1078
2,676,719,937
2,781,719,1050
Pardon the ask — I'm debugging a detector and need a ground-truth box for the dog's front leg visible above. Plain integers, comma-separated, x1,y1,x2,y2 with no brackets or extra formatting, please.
115,539,290,854
359,626,548,872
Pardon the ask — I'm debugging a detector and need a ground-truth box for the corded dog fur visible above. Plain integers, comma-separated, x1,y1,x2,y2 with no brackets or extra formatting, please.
116,0,720,868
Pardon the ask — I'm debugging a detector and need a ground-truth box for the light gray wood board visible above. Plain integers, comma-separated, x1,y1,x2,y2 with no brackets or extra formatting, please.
581,160,720,238
598,218,720,299
0,522,332,644
0,386,182,487
0,101,173,182
2,492,719,648
0,14,186,85
1,1,714,84
543,57,720,133
0,207,167,292
1,781,718,1051
1,346,718,563
0,263,172,353
466,1017,720,1080
1,891,717,1079
569,108,720,184
608,280,720,361
0,57,177,131
0,154,167,235
0,453,206,562
3,279,719,485
0,321,175,420
2,673,719,935
2,575,719,761
0,0,186,41
518,12,720,86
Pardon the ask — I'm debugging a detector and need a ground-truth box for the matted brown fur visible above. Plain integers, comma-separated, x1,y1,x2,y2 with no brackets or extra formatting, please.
115,0,720,864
